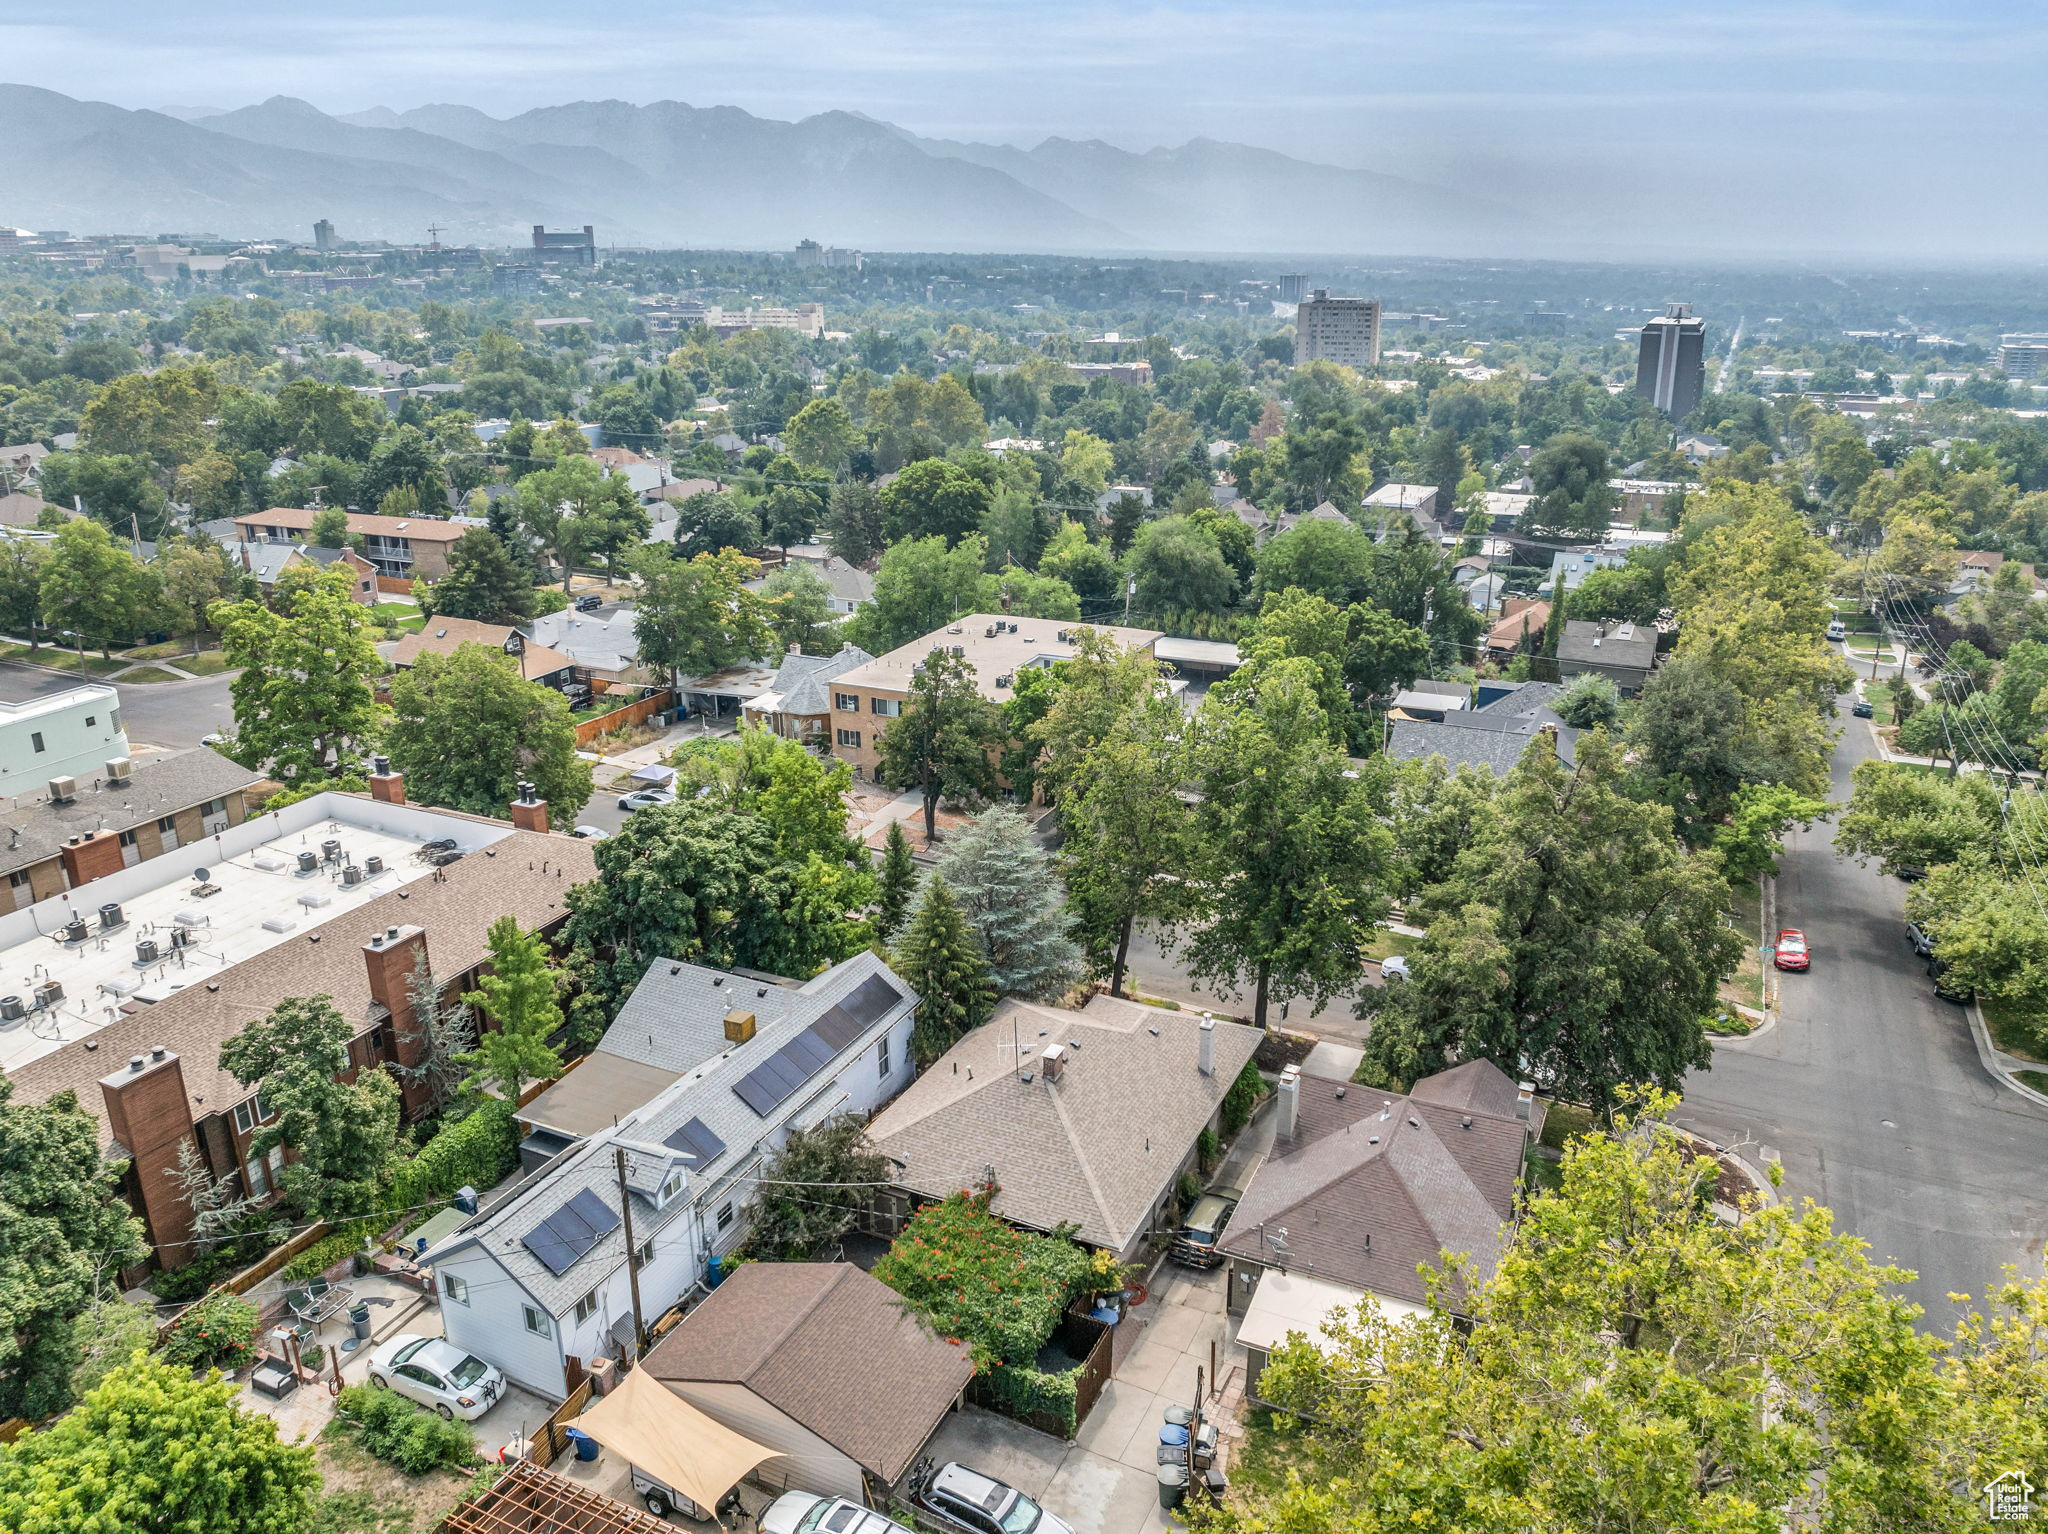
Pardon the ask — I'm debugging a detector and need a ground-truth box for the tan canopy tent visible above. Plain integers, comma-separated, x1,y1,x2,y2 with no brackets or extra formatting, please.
571,1365,780,1512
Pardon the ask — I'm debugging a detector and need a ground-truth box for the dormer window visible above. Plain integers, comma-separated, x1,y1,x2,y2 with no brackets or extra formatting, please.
659,1171,685,1205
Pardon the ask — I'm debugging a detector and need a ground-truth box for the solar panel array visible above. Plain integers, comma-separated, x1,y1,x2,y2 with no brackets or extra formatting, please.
732,974,904,1117
521,1186,621,1277
664,1116,728,1167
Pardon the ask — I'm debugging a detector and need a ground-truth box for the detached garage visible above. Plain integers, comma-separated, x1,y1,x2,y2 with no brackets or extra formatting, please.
638,1263,973,1505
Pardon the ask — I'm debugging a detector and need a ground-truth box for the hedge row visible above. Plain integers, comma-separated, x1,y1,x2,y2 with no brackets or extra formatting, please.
392,1098,520,1213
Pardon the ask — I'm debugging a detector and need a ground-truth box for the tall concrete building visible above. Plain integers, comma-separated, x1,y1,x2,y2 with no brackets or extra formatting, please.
1294,289,1382,369
1636,303,1707,420
312,218,336,252
1277,273,1309,304
1999,335,2048,382
531,224,597,266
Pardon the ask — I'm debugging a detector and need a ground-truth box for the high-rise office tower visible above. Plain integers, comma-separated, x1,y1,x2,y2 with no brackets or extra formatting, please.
1293,289,1381,369
1636,303,1707,419
1277,273,1309,304
312,218,336,252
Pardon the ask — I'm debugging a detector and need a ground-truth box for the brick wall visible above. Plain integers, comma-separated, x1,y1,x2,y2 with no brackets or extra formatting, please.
99,1050,200,1264
59,830,125,886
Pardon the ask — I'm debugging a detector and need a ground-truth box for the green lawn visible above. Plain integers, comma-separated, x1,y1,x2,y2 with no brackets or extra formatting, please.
1862,680,1898,725
2018,1070,2048,1096
120,639,195,661
1363,930,1418,963
176,650,237,676
118,666,179,683
1230,1409,1333,1501
1980,996,2048,1065
35,651,131,675
1539,1101,1596,1152
1721,879,1764,1012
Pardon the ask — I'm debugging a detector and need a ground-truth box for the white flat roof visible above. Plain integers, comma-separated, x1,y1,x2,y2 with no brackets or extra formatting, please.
0,796,515,1074
0,682,117,727
1237,1270,1422,1354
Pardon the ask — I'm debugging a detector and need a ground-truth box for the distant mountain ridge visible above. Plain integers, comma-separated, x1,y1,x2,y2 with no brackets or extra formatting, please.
0,84,1533,254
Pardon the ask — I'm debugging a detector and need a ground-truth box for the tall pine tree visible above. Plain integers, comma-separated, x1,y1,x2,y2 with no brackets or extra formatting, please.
935,805,1081,1002
894,875,993,1065
875,819,918,942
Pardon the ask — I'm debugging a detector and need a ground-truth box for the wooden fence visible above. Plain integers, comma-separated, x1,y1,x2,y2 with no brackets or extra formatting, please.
574,689,674,748
151,1219,341,1344
532,1378,595,1465
375,574,415,596
966,1306,1114,1440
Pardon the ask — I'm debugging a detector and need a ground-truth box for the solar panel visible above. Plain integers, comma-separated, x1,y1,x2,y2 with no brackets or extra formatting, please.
664,1117,727,1167
839,973,902,1028
783,1029,833,1072
731,977,905,1118
733,1070,781,1117
520,1188,621,1276
811,1004,863,1051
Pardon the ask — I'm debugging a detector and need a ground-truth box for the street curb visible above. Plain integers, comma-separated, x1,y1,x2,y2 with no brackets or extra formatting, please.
1965,1002,2048,1111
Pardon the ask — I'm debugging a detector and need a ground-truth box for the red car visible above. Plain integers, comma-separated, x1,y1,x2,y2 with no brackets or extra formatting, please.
1773,928,1810,971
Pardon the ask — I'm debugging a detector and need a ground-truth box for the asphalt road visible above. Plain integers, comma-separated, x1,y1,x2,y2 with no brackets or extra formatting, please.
0,660,235,752
1674,708,2048,1317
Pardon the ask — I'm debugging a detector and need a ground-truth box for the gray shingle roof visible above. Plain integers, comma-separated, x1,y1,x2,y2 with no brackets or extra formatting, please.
427,951,916,1314
0,746,263,880
867,995,1261,1252
765,646,874,718
643,1262,972,1482
1216,1063,1527,1311
1557,620,1656,669
1385,681,1578,776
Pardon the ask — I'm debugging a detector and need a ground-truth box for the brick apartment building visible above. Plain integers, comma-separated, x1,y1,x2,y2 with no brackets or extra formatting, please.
0,769,596,1268
232,507,469,583
823,616,1164,781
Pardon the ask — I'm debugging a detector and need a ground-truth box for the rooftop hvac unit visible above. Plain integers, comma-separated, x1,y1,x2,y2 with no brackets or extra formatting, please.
34,980,61,1007
364,855,384,875
134,938,159,966
296,851,318,874
104,757,131,785
62,918,88,944
169,927,192,949
951,645,964,657
47,776,76,804
98,902,123,930
0,996,22,1021
321,839,343,863
341,864,363,887
723,1008,757,1044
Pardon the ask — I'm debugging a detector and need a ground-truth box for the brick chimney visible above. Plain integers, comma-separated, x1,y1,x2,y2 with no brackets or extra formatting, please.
100,1047,200,1266
60,830,126,887
508,779,548,833
364,925,432,1116
368,753,405,805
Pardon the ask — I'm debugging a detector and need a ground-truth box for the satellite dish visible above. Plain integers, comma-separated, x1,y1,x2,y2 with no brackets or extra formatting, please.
192,867,210,882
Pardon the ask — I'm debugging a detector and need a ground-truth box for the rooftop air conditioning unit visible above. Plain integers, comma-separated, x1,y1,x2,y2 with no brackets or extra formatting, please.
47,776,76,805
105,757,132,785
723,1008,757,1044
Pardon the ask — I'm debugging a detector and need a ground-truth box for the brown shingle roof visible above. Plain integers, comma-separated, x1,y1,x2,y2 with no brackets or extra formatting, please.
867,995,1261,1251
642,1262,971,1483
392,618,577,683
5,821,596,1139
1216,1063,1528,1311
236,507,469,543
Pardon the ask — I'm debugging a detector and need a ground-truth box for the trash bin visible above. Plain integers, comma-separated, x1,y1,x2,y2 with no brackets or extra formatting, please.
1163,1404,1193,1427
1157,1463,1188,1511
1159,1423,1190,1447
348,1304,372,1342
564,1427,599,1463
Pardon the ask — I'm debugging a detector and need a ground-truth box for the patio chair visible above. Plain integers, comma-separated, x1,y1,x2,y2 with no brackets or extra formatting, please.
250,1355,297,1400
284,1286,317,1325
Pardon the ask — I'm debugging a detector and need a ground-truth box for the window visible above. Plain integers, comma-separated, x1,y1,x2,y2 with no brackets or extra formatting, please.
869,697,901,717
234,1100,256,1135
29,732,42,753
835,729,862,749
573,1290,600,1326
8,871,28,888
716,1202,735,1231
245,1154,269,1199
660,1171,684,1204
83,716,95,728
255,1091,272,1121
199,798,226,817
522,1305,552,1338
117,830,137,848
834,692,859,712
636,1237,655,1269
442,1274,468,1305
878,1032,891,1080
157,816,176,833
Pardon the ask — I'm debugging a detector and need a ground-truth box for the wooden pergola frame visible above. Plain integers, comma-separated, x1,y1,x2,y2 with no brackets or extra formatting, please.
437,1458,670,1534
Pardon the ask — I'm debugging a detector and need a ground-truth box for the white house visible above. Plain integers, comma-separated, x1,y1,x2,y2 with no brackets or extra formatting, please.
424,951,918,1399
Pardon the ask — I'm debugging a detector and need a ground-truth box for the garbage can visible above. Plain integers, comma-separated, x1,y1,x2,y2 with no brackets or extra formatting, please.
1156,1463,1187,1511
348,1304,372,1342
564,1426,599,1463
1159,1423,1189,1447
1163,1404,1193,1427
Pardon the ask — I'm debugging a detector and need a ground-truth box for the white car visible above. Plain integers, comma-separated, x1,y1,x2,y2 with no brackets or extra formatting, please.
365,1334,504,1421
1380,954,1411,981
1826,620,1847,641
616,789,675,813
760,1491,915,1534
570,825,610,840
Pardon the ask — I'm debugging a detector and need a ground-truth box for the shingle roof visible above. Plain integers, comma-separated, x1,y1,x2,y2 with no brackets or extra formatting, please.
1385,701,1578,777
237,507,468,543
392,619,578,683
1216,1063,1528,1311
428,952,915,1314
1557,620,1657,669
0,746,264,880
762,646,874,718
867,995,1261,1251
6,821,597,1140
642,1262,972,1482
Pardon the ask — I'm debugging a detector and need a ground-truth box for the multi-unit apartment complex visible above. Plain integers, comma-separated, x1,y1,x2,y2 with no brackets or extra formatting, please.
1293,290,1382,369
822,616,1164,781
1999,335,2048,382
232,507,468,582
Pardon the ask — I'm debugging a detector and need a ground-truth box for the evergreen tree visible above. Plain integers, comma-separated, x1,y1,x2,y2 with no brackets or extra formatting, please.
894,875,993,1064
461,916,565,1101
875,819,918,942
428,528,537,624
935,805,1081,1002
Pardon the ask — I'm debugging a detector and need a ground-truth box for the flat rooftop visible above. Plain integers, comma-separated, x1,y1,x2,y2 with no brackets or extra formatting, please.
0,796,518,1076
834,615,1164,703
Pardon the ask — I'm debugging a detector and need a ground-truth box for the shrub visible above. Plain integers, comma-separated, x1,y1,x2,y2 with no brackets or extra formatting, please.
391,1097,519,1212
284,1222,373,1283
983,1360,1080,1437
1221,1056,1265,1134
1198,1126,1221,1171
162,1291,261,1371
335,1383,480,1473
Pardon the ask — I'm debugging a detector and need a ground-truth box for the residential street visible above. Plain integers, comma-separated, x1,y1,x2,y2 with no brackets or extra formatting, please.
0,660,235,752
1674,705,2048,1316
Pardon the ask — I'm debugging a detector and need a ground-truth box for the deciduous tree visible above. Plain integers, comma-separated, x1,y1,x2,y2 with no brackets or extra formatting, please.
384,643,592,824
628,544,771,686
428,527,536,624
214,565,383,781
875,644,1004,842
461,916,566,1101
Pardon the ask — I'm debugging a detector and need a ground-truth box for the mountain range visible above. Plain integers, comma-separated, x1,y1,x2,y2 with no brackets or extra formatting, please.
0,84,1534,255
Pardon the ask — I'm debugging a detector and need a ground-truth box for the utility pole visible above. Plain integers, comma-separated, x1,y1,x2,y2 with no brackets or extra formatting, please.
1123,572,1135,625
613,1147,648,1354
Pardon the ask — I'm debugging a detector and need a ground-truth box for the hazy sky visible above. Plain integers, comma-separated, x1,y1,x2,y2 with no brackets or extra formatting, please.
7,1,2047,255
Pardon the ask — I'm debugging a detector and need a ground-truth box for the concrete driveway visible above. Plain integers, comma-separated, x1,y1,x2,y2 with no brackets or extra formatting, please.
921,1265,1246,1534
1675,706,2048,1314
